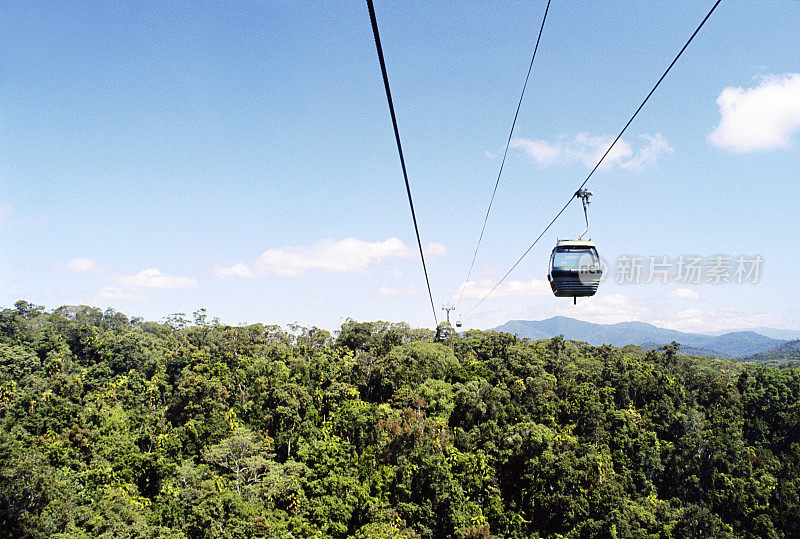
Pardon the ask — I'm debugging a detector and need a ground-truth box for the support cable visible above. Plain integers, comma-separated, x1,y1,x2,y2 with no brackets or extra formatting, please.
465,0,722,315
367,0,438,325
457,0,552,309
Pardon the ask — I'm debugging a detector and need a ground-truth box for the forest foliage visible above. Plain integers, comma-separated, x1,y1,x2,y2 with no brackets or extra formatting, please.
743,339,800,369
1,300,799,538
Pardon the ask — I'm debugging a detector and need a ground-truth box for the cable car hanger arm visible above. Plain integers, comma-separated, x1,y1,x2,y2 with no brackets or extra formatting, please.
576,189,593,240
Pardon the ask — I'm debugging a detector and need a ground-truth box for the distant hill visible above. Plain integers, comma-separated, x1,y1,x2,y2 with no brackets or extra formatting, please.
742,339,800,364
709,327,800,341
493,317,785,358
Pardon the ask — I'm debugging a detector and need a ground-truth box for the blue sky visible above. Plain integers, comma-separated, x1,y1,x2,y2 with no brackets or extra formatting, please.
1,1,799,333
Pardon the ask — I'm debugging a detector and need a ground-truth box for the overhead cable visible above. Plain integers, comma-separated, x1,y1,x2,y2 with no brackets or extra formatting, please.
366,0,439,325
465,0,723,315
457,0,552,309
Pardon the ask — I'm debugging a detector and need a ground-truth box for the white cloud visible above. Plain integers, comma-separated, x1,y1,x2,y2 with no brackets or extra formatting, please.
654,308,788,333
570,133,633,169
117,268,197,289
388,267,404,278
454,278,551,300
710,73,800,152
563,293,652,324
670,287,700,301
257,237,409,277
485,150,497,159
61,258,105,274
216,237,447,279
379,285,419,297
214,262,255,278
620,134,674,172
512,132,670,171
97,285,146,302
510,139,560,165
424,242,448,257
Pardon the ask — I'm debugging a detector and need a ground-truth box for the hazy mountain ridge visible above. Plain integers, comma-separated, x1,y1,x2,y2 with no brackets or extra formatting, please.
708,327,800,340
494,317,787,358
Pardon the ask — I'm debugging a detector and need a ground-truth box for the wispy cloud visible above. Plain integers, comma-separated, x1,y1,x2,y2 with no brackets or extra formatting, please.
61,258,105,274
216,237,447,279
97,285,146,301
710,73,800,152
620,134,674,172
563,293,652,324
117,268,197,289
454,278,550,300
654,308,789,333
424,242,448,257
670,287,700,301
214,262,255,278
570,133,634,169
512,132,672,171
379,285,419,297
510,139,562,166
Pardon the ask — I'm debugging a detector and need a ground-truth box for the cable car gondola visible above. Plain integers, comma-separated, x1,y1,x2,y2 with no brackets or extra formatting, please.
548,239,602,302
548,189,603,304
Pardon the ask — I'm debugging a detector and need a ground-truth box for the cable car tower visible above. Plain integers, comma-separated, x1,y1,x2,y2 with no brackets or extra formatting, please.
441,304,455,324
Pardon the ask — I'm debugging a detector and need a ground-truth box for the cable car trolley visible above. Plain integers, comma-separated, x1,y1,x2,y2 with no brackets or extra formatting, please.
548,189,603,304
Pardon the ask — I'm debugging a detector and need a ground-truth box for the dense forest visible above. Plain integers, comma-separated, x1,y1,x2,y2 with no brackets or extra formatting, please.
743,340,800,369
1,300,798,538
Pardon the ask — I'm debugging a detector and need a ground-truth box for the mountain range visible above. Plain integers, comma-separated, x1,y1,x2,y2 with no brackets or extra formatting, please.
493,317,799,359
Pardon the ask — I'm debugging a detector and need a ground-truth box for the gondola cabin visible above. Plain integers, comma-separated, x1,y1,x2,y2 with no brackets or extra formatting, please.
548,239,602,302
